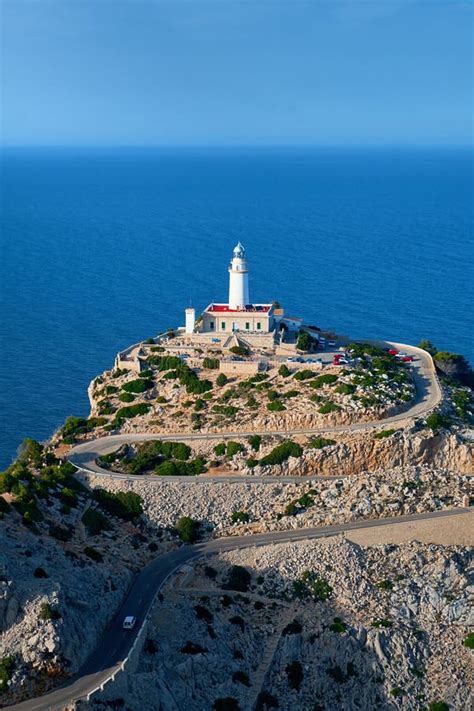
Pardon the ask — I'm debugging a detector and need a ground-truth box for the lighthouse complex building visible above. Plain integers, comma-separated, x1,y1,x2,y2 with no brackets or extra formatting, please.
185,243,304,341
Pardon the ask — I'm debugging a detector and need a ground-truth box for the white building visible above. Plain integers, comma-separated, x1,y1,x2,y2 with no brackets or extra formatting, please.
197,243,276,334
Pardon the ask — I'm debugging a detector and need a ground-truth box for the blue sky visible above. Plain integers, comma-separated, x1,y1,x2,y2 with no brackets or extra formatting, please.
1,0,472,146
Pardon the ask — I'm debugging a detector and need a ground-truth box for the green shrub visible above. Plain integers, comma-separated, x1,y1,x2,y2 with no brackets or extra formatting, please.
425,412,452,431
232,671,250,687
248,434,261,451
156,395,167,403
194,399,205,412
307,437,336,449
213,404,239,417
49,524,73,541
284,501,298,516
260,441,303,465
246,457,259,468
311,374,338,388
39,602,61,621
150,345,165,352
203,357,220,369
374,429,396,439
229,346,249,357
114,403,151,423
283,389,299,398
122,379,153,394
60,487,78,507
293,570,332,601
278,364,291,377
463,632,474,649
376,579,393,591
93,489,143,521
293,369,314,381
0,656,15,691
18,438,44,466
390,688,405,698
83,546,103,562
81,508,112,535
329,617,347,633
335,383,355,395
286,661,303,691
267,401,286,412
0,496,10,514
214,443,226,457
180,641,208,654
176,516,200,542
226,441,243,457
318,402,340,414
297,492,315,508
372,619,393,628
296,331,313,351
282,619,302,635
139,369,154,379
223,565,251,592
231,511,249,524
428,703,449,711
216,373,228,386
155,458,206,476
118,392,135,403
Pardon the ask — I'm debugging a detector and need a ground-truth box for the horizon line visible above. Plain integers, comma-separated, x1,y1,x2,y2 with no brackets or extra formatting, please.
1,143,473,150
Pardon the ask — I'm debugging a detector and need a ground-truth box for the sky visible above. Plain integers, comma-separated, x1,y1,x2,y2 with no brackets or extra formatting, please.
0,0,472,146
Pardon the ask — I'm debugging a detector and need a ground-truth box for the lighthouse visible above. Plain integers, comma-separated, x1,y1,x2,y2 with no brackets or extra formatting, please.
228,242,249,309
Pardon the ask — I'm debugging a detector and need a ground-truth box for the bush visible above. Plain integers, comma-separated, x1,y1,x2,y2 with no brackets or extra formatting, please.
34,567,49,578
376,579,393,591
49,524,73,541
232,671,250,687
329,617,347,633
39,602,61,621
283,389,299,398
213,699,240,711
139,369,154,379
213,405,239,417
267,401,286,412
18,438,44,466
293,571,332,601
307,437,336,449
286,661,303,691
278,364,291,377
223,565,251,592
226,441,243,457
214,442,226,457
463,632,474,649
282,619,302,635
260,441,303,466
248,434,261,451
428,703,449,711
230,346,249,357
335,383,355,395
155,458,206,476
318,402,340,414
81,508,112,535
425,412,452,431
246,457,259,468
176,516,200,543
293,369,314,381
216,373,228,387
296,331,313,352
122,379,153,394
203,357,220,369
114,403,151,422
374,429,396,439
231,511,249,524
0,656,14,692
311,374,338,388
93,489,143,521
83,546,103,562
118,392,135,403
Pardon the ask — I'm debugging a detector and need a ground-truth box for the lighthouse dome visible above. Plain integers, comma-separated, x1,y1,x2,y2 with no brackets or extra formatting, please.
233,242,245,259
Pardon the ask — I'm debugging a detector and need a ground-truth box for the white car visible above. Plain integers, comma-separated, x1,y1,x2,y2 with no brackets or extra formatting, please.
123,616,137,630
328,340,337,347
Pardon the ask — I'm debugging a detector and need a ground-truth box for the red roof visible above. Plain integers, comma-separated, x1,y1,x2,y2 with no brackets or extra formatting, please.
206,303,271,314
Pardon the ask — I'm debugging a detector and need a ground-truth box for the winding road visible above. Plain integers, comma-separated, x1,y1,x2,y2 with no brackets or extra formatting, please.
7,507,472,711
5,343,448,710
68,342,442,482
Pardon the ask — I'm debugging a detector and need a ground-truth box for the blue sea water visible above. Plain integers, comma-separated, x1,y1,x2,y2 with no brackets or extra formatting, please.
0,147,473,468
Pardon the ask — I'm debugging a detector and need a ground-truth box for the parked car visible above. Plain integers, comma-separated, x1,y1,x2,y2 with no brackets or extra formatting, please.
286,357,298,363
123,616,137,630
328,340,337,347
388,349,399,356
401,355,414,362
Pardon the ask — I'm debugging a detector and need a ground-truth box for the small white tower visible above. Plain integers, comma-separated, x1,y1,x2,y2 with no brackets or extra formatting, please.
228,242,249,309
185,307,195,334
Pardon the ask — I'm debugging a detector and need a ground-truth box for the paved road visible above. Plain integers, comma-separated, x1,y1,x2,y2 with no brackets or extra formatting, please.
68,342,442,482
7,507,471,711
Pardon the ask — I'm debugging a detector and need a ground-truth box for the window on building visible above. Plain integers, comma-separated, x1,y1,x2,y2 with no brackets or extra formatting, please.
257,322,261,330
221,322,226,330
210,321,214,330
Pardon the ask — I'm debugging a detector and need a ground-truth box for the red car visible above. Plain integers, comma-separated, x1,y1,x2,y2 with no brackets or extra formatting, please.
388,349,398,356
401,355,414,362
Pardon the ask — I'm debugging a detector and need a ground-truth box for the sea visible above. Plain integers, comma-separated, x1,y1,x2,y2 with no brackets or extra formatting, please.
1,147,473,468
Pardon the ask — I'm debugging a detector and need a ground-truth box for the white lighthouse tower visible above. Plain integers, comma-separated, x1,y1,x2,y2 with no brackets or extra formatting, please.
228,242,249,309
